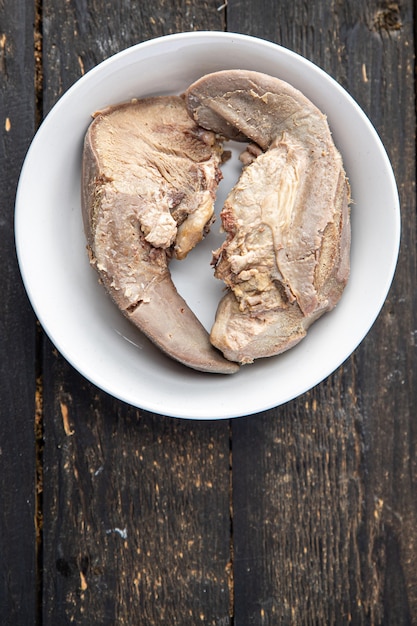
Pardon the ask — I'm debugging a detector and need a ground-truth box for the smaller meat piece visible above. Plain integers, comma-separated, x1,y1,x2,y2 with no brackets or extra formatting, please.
82,95,239,374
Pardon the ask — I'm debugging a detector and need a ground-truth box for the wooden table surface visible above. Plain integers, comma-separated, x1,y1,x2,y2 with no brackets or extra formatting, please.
1,1,416,624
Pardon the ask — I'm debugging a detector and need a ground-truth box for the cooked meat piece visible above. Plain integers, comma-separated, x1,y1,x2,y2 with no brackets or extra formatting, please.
82,95,239,374
185,70,351,364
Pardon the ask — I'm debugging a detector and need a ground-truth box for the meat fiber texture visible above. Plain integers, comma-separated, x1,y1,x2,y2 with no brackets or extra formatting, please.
185,70,351,365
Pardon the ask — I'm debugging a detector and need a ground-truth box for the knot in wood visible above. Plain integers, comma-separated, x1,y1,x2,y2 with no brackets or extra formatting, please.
372,3,402,32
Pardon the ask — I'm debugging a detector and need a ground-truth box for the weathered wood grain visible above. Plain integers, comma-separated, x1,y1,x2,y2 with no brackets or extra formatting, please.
0,1,38,623
40,1,231,624
42,0,225,115
42,351,232,624
228,0,416,623
2,0,413,624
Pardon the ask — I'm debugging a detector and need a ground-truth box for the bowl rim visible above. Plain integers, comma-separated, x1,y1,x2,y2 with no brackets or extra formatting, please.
15,31,401,419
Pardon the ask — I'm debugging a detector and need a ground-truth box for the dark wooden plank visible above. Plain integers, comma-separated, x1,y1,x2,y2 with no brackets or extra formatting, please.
228,0,417,623
40,1,232,624
42,354,232,625
0,1,38,623
231,376,368,624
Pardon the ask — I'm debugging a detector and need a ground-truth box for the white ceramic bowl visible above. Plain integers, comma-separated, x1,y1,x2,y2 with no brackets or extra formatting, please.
15,32,400,419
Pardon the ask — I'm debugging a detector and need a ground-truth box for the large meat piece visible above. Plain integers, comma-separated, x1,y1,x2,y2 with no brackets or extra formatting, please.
82,95,239,374
185,70,351,364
